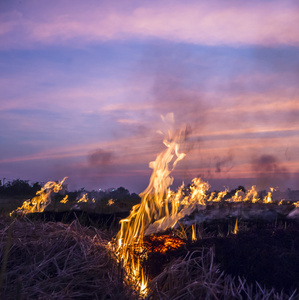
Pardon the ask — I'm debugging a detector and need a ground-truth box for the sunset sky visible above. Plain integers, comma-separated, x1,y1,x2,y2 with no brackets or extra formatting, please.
1,0,299,193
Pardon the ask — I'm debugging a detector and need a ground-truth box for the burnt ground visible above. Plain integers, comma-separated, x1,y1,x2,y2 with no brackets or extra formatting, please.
19,210,299,294
143,217,299,294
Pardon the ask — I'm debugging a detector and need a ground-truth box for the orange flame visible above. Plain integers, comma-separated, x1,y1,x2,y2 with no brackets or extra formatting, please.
293,201,299,208
233,218,238,234
77,193,88,203
115,115,189,293
263,187,274,204
10,177,67,216
60,195,68,204
192,224,197,242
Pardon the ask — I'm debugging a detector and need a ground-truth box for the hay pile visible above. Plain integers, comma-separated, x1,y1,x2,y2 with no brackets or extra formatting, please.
0,217,133,299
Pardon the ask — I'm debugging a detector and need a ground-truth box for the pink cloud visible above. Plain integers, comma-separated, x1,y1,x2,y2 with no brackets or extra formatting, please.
1,1,299,48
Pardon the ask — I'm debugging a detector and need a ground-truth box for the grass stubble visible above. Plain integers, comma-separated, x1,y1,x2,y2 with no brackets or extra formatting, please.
0,214,298,299
0,216,134,299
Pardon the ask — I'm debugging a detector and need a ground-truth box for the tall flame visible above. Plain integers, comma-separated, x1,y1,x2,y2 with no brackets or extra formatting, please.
115,115,188,292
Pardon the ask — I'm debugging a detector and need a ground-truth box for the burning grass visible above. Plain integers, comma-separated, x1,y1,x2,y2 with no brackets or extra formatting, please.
4,116,299,299
0,216,134,299
1,213,299,299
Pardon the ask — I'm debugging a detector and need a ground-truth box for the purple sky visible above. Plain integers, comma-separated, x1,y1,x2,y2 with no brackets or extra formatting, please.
1,0,299,193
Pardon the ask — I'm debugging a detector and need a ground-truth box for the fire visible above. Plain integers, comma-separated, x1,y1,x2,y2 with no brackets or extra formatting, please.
10,177,67,216
263,188,274,204
115,114,189,293
233,218,238,234
244,185,259,203
231,189,245,203
107,199,115,206
293,201,299,208
77,193,88,203
143,235,185,254
114,115,285,294
278,199,284,205
209,189,228,202
60,195,68,204
192,224,197,242
7,114,290,297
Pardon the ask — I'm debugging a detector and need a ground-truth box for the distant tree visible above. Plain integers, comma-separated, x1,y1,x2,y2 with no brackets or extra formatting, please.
0,179,42,197
32,182,42,193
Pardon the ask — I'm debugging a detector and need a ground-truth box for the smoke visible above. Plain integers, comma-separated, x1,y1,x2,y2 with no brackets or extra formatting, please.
215,153,234,173
88,149,114,167
251,154,289,189
134,42,209,130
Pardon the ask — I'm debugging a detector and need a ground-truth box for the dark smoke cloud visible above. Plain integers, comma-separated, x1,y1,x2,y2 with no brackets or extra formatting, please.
251,154,290,189
88,149,114,167
215,153,234,173
252,154,288,173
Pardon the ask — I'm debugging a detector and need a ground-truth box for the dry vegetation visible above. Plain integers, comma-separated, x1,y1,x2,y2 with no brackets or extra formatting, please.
147,248,297,300
0,216,134,299
1,214,298,299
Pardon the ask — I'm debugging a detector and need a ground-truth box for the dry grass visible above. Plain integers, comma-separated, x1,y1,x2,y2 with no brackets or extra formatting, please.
1,215,298,299
0,216,135,300
146,248,297,300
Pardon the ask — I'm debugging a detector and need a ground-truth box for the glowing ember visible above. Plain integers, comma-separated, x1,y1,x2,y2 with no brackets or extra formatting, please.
143,234,185,254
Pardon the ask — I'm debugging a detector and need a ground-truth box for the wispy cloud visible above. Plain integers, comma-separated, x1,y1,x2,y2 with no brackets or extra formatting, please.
1,0,299,191
1,1,299,49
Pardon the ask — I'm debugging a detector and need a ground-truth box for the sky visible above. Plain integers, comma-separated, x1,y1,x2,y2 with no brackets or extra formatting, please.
1,0,299,193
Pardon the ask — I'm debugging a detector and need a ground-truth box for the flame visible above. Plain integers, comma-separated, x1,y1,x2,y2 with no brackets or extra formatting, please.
210,189,228,202
10,177,67,215
115,115,189,293
244,185,260,203
293,201,299,208
107,199,115,206
192,223,197,242
233,218,238,234
60,195,68,204
77,193,88,203
263,187,274,204
231,190,245,203
278,199,284,205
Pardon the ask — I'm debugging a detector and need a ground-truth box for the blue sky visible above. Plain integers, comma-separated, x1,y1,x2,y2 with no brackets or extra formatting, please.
1,0,299,192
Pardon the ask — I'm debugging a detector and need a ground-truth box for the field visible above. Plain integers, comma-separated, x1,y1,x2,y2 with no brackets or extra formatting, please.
1,200,299,299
